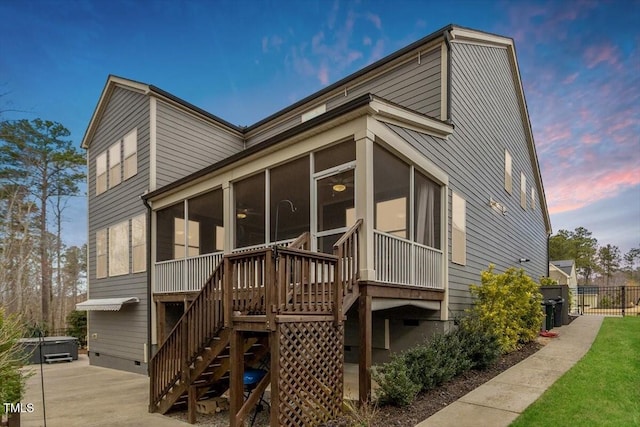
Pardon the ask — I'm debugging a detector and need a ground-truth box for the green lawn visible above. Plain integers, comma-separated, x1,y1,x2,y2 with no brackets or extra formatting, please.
511,317,640,427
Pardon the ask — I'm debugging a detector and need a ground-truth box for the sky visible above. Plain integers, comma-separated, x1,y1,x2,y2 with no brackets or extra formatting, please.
0,0,639,255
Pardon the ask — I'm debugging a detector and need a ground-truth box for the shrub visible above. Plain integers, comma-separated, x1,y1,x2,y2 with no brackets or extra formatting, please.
66,310,87,347
456,315,501,370
539,276,558,286
372,354,420,407
0,309,31,417
469,266,544,353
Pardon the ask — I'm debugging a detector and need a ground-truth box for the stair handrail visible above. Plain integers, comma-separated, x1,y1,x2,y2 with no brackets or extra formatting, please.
333,219,362,322
149,260,225,410
288,231,311,250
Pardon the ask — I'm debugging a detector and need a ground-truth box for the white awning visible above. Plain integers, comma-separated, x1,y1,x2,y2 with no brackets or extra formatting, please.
76,297,140,311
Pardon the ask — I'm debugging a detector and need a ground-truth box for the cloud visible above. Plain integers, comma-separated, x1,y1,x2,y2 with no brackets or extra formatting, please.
562,72,579,84
365,12,382,30
584,43,621,69
282,5,386,86
262,35,284,53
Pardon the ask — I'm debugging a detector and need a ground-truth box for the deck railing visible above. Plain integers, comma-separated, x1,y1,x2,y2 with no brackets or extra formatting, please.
276,248,338,314
149,261,225,408
373,230,443,289
155,252,224,293
333,219,362,314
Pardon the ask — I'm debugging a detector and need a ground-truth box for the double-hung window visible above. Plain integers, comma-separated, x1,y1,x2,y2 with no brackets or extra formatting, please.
123,129,137,180
96,153,107,195
109,142,121,188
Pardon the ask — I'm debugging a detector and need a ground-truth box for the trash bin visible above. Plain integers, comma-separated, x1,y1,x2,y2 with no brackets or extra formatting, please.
553,296,564,327
541,299,556,331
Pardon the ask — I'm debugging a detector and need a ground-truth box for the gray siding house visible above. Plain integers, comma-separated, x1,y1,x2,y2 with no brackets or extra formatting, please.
80,24,550,420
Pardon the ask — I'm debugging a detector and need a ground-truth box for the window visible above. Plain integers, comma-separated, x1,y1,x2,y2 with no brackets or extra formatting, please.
520,172,527,209
270,157,310,242
96,152,107,195
96,229,107,278
123,129,137,180
174,218,200,258
109,221,129,276
109,142,121,188
504,150,512,194
531,187,536,209
132,214,146,273
451,192,466,266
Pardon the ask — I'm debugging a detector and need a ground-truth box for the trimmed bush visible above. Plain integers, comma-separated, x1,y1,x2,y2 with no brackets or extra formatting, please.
469,266,544,353
372,354,420,407
456,315,501,370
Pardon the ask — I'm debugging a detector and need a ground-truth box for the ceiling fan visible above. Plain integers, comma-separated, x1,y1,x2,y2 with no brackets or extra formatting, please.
236,206,262,219
324,175,354,193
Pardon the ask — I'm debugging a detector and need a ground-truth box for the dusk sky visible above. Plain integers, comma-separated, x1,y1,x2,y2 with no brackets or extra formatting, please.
1,0,638,254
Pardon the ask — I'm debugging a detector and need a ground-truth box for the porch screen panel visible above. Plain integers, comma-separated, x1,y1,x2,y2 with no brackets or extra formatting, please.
189,189,224,254
414,172,441,249
156,202,184,262
373,145,409,238
235,172,266,248
314,140,355,172
316,170,355,232
270,157,310,242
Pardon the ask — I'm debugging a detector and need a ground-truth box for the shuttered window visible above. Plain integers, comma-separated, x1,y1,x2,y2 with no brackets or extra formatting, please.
96,152,107,195
109,221,129,276
96,229,107,278
504,150,512,194
520,172,527,209
451,191,466,266
132,214,146,273
109,142,121,188
123,128,137,180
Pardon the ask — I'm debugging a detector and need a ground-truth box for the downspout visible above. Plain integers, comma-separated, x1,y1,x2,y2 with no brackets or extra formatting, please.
444,29,453,123
142,196,152,375
547,234,550,277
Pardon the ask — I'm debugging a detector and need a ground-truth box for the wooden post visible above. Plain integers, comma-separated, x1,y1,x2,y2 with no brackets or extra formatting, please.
224,257,232,327
359,293,372,403
187,385,197,424
266,248,276,330
334,246,343,325
229,329,244,427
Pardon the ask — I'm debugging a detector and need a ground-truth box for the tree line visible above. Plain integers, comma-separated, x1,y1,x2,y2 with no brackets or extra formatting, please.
0,113,86,332
549,226,639,286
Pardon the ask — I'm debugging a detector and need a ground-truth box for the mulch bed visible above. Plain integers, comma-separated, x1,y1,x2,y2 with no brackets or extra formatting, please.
370,340,543,426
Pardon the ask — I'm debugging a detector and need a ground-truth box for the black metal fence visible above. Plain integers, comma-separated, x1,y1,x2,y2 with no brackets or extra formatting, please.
576,285,640,317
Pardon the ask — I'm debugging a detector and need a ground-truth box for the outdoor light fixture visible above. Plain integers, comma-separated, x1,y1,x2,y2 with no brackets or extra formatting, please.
236,212,247,219
332,183,347,192
518,258,530,263
489,197,507,215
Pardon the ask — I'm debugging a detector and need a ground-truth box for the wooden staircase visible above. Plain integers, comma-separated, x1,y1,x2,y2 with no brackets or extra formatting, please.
149,221,362,425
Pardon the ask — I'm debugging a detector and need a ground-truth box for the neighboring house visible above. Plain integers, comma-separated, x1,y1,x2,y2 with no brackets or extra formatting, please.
549,260,578,286
79,24,551,424
549,259,578,314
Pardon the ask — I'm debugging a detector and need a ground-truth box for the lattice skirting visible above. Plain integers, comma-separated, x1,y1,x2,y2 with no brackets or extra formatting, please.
274,321,344,426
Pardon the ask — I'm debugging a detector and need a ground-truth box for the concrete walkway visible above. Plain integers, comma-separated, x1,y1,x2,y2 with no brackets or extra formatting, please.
416,315,604,427
20,355,191,427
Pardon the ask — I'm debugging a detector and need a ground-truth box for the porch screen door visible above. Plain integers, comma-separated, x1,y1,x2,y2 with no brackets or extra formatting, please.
314,168,355,254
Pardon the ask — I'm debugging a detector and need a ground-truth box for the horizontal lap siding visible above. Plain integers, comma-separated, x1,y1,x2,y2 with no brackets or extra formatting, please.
87,87,150,364
245,46,442,148
155,101,243,187
385,42,547,315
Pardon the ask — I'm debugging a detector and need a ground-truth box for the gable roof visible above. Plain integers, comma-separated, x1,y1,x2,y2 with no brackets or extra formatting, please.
551,260,576,276
82,24,551,234
80,75,242,149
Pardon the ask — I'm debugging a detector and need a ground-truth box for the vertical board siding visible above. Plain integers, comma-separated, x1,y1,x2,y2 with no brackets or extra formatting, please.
245,47,442,148
87,87,150,364
385,42,547,314
155,101,243,187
